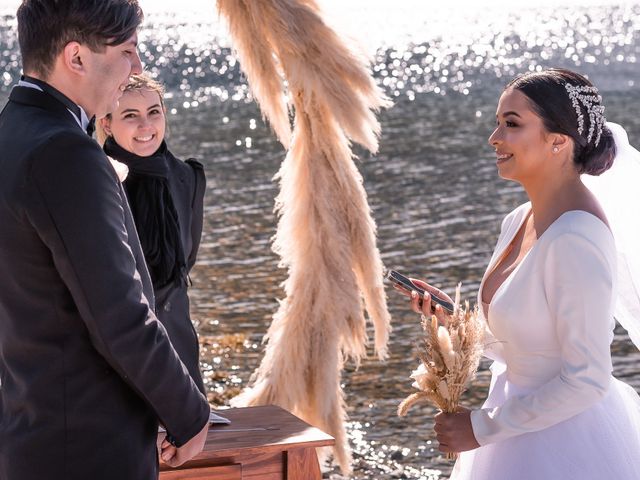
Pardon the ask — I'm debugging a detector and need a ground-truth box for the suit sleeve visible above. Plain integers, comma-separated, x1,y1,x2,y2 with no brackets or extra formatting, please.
471,231,614,445
26,133,209,446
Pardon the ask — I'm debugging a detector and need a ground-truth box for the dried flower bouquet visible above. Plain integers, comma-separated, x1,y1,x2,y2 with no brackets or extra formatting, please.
397,285,484,459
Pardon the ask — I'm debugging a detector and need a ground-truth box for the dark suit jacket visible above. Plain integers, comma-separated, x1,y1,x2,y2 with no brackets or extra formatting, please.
0,86,210,480
156,155,206,394
113,143,207,395
133,152,207,394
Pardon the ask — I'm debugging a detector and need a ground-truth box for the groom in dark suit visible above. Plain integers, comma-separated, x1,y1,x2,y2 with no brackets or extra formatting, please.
0,1,210,479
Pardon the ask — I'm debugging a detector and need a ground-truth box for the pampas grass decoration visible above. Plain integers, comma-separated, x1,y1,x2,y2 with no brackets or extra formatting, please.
398,285,484,460
217,0,392,473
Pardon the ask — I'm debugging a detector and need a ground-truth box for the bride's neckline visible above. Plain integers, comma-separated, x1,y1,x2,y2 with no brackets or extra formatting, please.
480,206,611,317
480,207,532,309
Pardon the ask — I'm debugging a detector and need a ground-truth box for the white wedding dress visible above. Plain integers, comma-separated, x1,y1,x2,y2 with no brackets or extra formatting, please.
451,202,640,480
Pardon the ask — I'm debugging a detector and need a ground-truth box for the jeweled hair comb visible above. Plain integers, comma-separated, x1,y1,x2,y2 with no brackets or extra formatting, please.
564,83,606,147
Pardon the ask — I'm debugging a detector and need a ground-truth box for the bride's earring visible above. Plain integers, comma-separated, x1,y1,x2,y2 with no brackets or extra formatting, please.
553,146,559,153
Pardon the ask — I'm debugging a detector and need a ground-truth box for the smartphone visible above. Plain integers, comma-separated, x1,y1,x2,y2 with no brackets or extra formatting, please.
387,270,454,314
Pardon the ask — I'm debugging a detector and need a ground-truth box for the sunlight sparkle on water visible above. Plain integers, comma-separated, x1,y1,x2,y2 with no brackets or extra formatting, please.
1,1,638,106
1,2,639,478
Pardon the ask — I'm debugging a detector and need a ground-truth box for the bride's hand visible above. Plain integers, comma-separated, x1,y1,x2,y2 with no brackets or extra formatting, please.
394,278,453,322
434,407,480,453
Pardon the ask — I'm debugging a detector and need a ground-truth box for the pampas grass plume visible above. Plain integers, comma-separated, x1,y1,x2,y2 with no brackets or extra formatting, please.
218,0,391,474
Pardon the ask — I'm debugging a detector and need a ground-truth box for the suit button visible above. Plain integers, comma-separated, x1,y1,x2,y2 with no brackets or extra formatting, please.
164,302,172,312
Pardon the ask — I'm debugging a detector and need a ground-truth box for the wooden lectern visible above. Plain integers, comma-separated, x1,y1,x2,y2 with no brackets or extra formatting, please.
159,405,335,480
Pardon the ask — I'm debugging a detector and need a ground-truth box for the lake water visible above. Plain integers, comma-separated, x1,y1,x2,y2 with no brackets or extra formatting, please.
2,3,640,478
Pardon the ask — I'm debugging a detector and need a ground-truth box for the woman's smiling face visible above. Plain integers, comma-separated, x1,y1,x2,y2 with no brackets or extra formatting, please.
103,88,166,157
488,87,556,184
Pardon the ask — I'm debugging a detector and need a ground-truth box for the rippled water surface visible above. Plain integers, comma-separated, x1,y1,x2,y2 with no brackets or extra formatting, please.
2,3,640,478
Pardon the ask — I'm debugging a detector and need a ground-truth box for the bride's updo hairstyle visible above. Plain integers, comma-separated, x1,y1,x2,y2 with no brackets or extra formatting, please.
507,68,616,176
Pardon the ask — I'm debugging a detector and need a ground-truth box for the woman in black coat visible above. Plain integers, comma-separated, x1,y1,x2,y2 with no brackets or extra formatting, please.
98,73,206,394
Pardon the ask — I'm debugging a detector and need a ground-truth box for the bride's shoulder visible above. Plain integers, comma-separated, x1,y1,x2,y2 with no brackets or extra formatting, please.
541,210,616,260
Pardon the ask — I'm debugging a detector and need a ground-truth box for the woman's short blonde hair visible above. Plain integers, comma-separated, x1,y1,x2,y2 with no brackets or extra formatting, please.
96,72,166,145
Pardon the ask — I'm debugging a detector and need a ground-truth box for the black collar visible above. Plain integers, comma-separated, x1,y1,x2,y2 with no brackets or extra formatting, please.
21,76,95,136
9,86,75,123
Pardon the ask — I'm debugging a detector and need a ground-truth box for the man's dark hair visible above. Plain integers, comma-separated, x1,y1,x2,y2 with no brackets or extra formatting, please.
17,0,143,78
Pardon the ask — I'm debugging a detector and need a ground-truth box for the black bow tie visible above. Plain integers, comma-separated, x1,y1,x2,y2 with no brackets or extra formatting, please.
86,116,96,137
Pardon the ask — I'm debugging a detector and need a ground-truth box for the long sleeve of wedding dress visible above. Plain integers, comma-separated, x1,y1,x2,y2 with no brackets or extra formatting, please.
471,213,616,445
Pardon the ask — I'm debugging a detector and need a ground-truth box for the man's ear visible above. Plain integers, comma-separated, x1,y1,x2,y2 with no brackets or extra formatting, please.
62,42,86,77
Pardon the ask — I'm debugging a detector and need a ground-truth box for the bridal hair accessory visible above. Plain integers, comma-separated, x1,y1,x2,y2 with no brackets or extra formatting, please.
398,284,484,459
564,83,606,147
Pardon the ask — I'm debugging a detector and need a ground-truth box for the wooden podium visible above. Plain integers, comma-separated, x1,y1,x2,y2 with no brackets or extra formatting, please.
159,405,334,480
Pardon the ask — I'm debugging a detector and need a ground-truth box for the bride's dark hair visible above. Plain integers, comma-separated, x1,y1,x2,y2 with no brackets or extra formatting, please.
507,68,615,176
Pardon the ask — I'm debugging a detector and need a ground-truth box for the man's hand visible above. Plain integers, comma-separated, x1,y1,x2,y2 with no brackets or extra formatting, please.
161,421,209,467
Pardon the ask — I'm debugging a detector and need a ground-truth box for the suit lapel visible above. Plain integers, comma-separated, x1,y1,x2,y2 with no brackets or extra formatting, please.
9,86,80,130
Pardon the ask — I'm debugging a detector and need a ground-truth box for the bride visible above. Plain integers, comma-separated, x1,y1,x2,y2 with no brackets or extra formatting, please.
404,68,640,479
